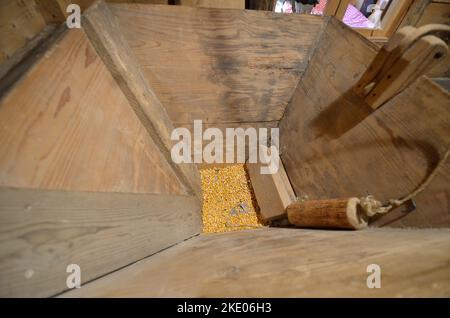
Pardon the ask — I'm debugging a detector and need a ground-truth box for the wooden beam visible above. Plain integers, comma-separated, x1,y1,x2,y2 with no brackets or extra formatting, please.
82,0,202,198
0,187,201,297
61,227,450,297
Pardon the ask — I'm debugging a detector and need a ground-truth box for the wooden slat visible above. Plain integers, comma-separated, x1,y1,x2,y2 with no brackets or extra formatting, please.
61,227,450,297
82,1,202,198
177,0,245,9
279,18,450,228
0,28,187,195
0,187,201,297
247,154,296,221
111,3,326,124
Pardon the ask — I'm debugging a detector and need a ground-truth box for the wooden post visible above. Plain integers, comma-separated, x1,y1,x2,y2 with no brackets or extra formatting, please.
287,198,368,230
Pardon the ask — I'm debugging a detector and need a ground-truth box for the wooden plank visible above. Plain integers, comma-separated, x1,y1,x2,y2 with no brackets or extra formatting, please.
0,29,187,195
279,18,450,228
35,0,170,23
177,0,244,9
0,187,201,297
247,153,296,221
111,3,326,124
417,2,450,26
324,0,341,16
0,0,47,66
433,77,450,91
0,24,57,82
399,0,432,28
82,1,202,198
61,227,450,297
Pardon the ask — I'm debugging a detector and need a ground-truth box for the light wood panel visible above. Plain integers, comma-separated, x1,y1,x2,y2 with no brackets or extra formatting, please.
83,1,202,198
0,0,47,73
177,0,244,9
0,187,201,297
279,18,450,228
111,3,326,124
62,227,450,297
0,28,187,195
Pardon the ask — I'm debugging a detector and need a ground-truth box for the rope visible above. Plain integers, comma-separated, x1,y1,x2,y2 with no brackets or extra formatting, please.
359,146,450,217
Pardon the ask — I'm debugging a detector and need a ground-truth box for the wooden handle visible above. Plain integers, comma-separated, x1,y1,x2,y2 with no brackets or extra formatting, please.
355,24,450,109
286,198,368,230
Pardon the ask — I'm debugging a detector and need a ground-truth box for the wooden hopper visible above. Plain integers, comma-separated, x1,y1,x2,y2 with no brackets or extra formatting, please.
0,1,449,297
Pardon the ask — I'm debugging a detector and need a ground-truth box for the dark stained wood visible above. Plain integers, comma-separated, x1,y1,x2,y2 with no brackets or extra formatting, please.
0,187,201,297
83,1,202,198
61,227,450,297
279,18,450,228
111,3,326,124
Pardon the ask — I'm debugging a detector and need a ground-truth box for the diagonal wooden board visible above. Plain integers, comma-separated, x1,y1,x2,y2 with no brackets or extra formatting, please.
279,18,450,228
83,0,202,198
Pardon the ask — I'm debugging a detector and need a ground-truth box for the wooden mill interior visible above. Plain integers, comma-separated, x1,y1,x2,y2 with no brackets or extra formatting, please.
0,0,449,298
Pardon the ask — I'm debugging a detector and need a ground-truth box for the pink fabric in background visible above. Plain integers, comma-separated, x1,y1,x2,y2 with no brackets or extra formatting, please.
311,0,327,15
343,4,375,28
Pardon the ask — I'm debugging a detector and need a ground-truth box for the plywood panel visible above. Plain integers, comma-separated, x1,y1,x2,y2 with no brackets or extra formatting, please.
0,29,187,195
62,227,450,297
111,3,326,124
0,187,201,297
279,18,450,228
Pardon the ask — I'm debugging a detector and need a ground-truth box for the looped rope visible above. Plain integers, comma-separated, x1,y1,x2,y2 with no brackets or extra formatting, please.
359,146,450,217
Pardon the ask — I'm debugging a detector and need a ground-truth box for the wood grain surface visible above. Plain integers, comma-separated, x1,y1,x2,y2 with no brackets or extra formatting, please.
111,3,326,124
0,29,187,195
279,18,450,228
0,187,201,297
83,1,202,198
62,227,450,297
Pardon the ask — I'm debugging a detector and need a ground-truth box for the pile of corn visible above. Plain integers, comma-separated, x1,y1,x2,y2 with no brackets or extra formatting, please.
200,164,264,234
